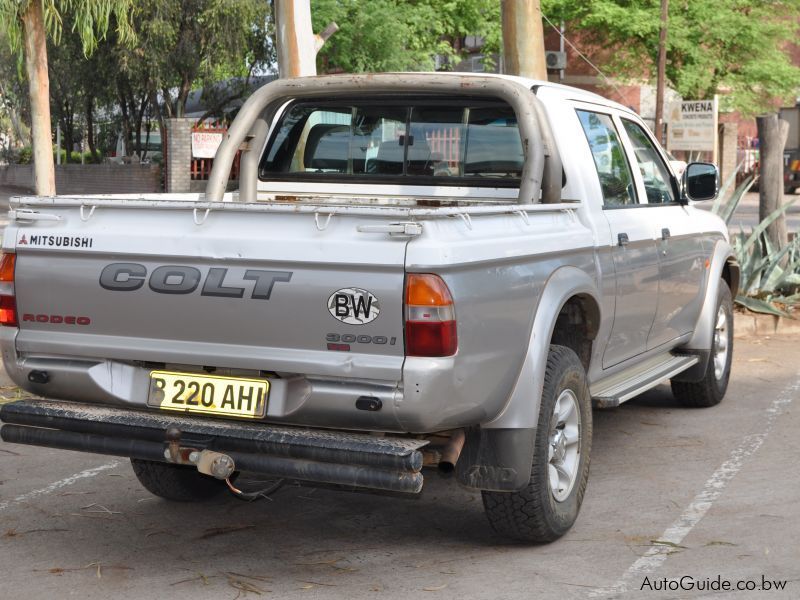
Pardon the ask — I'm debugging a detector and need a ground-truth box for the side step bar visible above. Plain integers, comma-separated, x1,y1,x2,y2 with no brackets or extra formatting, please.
590,354,699,408
0,400,427,494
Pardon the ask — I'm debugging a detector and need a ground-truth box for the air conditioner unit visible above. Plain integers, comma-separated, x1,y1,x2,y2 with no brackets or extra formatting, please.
545,51,567,71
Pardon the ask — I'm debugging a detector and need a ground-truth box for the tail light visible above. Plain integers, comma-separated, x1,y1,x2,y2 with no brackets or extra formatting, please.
405,273,457,357
0,253,17,327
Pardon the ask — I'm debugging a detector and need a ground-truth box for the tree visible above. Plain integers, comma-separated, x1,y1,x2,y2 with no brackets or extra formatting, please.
311,0,501,73
123,0,272,124
542,0,800,115
0,31,31,155
47,14,121,162
0,0,133,193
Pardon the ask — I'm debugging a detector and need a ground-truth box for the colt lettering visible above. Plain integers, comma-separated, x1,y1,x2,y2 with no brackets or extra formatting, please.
99,263,292,299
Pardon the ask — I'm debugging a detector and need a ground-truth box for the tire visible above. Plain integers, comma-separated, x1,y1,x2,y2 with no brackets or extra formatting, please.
671,280,733,408
130,458,229,502
482,345,592,543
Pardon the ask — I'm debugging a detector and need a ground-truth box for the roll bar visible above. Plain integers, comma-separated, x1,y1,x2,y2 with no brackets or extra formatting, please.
206,73,561,204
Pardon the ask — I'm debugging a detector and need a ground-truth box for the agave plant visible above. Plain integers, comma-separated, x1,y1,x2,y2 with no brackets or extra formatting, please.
709,164,800,317
728,197,800,317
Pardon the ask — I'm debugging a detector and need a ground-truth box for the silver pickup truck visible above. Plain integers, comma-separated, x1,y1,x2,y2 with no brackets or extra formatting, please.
0,73,738,542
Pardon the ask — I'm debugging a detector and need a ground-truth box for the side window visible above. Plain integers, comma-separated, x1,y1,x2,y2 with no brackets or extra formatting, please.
621,119,677,204
577,110,637,206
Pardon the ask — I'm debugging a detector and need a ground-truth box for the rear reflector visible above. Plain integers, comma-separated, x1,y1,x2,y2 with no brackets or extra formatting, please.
0,253,14,282
0,253,17,327
0,295,17,327
405,273,457,357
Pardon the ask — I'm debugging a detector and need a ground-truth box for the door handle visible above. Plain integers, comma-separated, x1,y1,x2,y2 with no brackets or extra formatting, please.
618,233,629,247
661,228,671,241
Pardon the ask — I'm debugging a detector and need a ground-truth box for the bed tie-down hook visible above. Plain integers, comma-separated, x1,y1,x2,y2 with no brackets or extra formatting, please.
561,208,577,223
512,209,530,225
314,210,336,231
456,212,473,230
79,204,96,222
193,207,211,225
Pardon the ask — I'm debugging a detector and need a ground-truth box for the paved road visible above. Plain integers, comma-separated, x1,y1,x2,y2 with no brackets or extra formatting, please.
1,335,798,599
701,190,800,234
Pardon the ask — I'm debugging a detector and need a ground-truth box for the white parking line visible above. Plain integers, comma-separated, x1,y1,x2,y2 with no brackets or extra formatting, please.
589,375,800,599
0,460,120,512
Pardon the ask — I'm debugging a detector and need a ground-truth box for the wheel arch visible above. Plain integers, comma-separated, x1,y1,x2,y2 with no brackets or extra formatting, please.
484,266,601,430
684,239,738,352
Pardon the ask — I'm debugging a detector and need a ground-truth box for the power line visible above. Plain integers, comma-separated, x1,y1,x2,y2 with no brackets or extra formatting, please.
541,13,630,105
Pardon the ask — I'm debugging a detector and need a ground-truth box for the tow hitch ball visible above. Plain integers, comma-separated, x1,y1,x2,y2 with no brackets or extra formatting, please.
162,426,235,480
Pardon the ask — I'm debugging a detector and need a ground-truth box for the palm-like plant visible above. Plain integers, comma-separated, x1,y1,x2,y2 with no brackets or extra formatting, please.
711,166,800,317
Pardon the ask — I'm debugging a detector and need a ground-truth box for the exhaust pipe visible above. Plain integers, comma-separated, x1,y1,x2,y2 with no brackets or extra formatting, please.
438,429,465,475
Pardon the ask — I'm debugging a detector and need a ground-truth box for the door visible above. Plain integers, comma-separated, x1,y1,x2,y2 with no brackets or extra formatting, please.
576,110,660,368
618,118,708,349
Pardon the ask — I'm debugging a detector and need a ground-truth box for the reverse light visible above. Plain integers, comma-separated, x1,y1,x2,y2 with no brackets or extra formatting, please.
405,273,457,357
0,253,17,327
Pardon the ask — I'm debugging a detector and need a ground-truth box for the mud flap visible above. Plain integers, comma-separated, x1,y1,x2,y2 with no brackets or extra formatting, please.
670,350,711,383
456,427,535,492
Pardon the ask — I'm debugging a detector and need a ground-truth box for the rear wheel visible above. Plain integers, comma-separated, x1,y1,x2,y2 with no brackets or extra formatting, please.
671,281,733,408
482,345,592,542
131,458,229,502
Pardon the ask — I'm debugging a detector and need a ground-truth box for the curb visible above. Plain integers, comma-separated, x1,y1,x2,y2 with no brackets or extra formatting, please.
734,312,800,338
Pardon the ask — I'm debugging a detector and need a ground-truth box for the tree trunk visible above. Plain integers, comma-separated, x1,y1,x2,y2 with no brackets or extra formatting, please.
756,114,790,252
176,76,192,118
148,86,166,138
117,80,131,157
85,96,96,161
134,95,147,157
21,0,55,195
161,87,174,119
142,120,151,160
63,106,74,162
501,0,547,80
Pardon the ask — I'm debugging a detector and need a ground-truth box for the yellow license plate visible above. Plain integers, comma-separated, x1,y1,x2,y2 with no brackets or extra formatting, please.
148,370,269,419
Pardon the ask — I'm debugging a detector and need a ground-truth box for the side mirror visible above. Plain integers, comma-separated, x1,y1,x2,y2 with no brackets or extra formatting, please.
682,162,719,202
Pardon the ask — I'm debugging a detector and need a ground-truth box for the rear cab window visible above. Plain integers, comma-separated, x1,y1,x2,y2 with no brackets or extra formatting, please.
259,98,525,187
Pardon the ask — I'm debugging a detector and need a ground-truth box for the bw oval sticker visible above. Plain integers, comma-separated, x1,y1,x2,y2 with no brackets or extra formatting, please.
328,288,380,325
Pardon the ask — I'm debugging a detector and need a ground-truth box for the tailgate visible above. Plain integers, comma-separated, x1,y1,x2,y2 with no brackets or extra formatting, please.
10,204,408,381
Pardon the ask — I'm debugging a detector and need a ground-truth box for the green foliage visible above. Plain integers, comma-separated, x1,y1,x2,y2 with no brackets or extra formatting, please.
711,171,756,225
126,0,272,117
728,197,800,316
711,170,800,316
0,0,134,58
0,30,30,149
16,146,32,164
311,0,501,73
51,148,101,163
542,0,800,115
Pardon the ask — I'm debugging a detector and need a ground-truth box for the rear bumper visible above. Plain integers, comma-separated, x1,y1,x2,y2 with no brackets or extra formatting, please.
0,399,427,494
0,330,497,432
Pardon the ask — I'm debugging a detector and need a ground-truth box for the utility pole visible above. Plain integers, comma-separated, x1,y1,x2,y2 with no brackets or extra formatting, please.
501,0,547,80
274,0,338,78
654,0,668,144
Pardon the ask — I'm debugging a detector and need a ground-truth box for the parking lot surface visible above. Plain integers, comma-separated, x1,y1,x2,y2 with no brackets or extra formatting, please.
1,335,798,599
